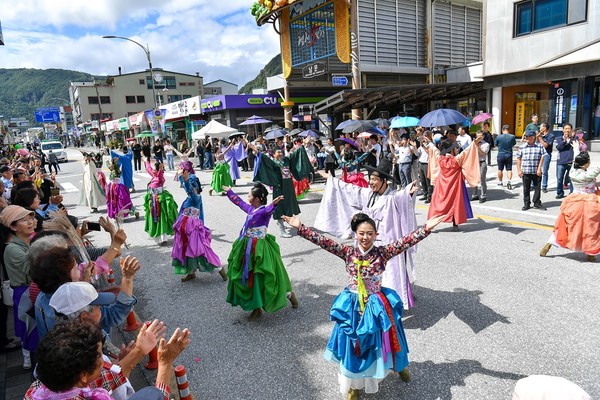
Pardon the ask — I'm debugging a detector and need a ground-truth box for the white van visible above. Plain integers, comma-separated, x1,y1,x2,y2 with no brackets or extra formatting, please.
40,141,68,162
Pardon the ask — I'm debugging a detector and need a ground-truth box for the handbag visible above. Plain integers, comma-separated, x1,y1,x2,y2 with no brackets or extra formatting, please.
1,280,13,307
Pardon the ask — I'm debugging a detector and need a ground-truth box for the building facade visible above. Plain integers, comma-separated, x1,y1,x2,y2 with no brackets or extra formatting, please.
484,0,600,137
203,80,239,97
70,69,203,125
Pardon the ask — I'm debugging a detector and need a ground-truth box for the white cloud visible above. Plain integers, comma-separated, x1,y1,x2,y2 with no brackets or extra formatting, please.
0,0,281,87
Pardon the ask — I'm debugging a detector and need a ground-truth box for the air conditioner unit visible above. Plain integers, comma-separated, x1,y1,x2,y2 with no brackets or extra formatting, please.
298,104,312,116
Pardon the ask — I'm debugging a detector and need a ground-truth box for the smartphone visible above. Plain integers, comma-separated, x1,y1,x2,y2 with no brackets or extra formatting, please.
86,221,102,231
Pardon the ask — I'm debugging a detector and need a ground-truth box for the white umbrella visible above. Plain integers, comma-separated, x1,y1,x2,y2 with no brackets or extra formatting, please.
191,120,237,139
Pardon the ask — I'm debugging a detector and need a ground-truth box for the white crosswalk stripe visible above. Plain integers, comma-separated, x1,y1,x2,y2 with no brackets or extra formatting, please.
59,182,79,193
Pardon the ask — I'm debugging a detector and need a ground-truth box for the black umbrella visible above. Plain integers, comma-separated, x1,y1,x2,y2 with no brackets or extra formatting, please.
342,120,378,134
289,128,304,136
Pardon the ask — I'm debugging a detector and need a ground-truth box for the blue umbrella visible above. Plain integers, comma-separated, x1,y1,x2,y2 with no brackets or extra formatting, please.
418,109,466,128
239,115,272,125
265,129,286,140
366,126,387,136
298,130,320,139
390,116,420,129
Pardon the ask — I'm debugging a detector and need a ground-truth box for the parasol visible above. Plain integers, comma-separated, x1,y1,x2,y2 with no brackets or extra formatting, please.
471,113,493,125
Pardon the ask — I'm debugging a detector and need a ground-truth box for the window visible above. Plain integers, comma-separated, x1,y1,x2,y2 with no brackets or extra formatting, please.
136,95,145,103
147,76,177,90
167,95,182,102
139,79,145,85
183,95,191,99
515,0,587,36
179,82,196,87
88,96,99,104
90,113,113,121
126,96,136,104
100,96,111,104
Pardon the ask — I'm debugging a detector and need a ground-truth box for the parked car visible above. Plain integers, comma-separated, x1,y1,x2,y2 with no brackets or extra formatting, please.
40,140,68,162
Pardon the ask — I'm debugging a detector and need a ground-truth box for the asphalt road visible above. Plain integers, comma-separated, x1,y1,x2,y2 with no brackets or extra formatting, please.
57,148,600,399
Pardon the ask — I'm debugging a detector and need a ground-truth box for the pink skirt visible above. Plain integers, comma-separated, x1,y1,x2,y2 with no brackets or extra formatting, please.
171,215,221,273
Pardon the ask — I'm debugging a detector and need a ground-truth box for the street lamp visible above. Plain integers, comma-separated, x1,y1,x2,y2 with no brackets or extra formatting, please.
102,35,158,111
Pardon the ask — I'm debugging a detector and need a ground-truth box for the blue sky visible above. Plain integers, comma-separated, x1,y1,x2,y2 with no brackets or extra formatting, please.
0,0,280,88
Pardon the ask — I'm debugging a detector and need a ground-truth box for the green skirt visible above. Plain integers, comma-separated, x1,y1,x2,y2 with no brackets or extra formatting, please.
211,162,233,193
226,234,292,313
144,189,179,237
172,256,218,275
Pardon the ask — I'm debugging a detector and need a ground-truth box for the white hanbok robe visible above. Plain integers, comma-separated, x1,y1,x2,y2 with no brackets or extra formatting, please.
79,160,105,209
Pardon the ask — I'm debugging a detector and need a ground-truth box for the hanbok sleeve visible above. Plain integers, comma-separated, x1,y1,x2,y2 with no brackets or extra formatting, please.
455,142,481,187
226,189,254,214
427,145,441,185
253,152,281,188
297,225,350,260
381,226,431,263
145,161,154,176
289,146,313,181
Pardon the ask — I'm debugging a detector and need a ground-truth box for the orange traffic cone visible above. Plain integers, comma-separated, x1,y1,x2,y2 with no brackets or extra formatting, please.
175,365,192,400
123,311,141,332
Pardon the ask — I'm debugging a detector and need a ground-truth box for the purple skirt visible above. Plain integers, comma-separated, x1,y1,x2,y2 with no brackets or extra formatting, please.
106,181,133,218
171,215,221,267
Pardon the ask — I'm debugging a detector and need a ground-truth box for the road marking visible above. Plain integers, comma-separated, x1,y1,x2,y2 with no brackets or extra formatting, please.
415,204,554,231
59,182,79,193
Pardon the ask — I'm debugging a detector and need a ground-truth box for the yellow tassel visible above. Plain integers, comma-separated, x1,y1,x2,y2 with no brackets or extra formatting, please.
353,259,370,312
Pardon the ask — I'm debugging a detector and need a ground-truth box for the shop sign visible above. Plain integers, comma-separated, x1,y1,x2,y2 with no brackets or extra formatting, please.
515,102,526,137
331,75,349,86
552,83,568,128
302,62,327,78
289,1,336,67
117,118,129,130
246,96,280,105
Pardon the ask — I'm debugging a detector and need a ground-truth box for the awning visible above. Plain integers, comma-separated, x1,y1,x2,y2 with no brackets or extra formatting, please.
313,82,485,114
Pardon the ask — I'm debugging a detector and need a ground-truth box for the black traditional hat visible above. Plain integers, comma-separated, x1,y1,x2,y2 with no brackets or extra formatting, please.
364,158,397,182
440,140,460,155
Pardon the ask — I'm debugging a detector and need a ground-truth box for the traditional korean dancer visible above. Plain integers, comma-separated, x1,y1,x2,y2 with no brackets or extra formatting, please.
253,145,313,238
540,152,600,261
222,183,297,321
79,152,105,213
172,160,225,282
284,212,443,399
223,137,248,185
110,146,135,192
143,157,178,244
106,157,138,220
208,142,234,196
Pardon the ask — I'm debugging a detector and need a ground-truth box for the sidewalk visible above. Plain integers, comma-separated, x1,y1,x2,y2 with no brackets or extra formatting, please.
1,306,33,400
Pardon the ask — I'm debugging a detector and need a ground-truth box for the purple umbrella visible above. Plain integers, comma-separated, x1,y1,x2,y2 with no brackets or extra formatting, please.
239,115,273,125
265,129,286,140
298,130,320,139
335,137,358,149
471,113,493,125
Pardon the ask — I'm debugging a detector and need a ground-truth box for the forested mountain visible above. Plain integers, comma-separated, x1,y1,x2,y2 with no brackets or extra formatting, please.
239,54,282,94
0,68,97,122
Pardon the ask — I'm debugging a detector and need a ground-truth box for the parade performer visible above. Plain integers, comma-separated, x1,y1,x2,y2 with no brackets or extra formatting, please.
172,160,225,282
314,159,418,310
208,142,234,196
110,146,135,192
79,152,105,213
540,152,600,261
292,138,311,199
143,157,178,244
284,212,443,399
336,151,370,188
106,157,137,220
427,138,481,230
223,183,298,320
253,145,313,238
223,138,248,185
92,152,107,192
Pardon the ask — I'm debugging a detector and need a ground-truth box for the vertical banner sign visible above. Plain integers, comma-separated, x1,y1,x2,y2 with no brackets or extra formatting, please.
289,1,336,67
515,102,526,138
553,83,568,129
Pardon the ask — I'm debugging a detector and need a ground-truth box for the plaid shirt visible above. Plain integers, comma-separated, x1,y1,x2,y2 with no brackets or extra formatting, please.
24,362,170,400
516,142,545,174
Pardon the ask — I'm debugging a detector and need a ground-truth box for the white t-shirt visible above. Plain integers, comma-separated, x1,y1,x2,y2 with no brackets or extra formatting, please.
457,134,472,150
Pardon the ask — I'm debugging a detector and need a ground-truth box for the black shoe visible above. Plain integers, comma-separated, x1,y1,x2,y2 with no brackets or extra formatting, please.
424,199,431,204
542,188,548,193
556,194,566,199
522,205,531,211
506,182,513,190
418,196,427,201
471,195,479,201
533,204,546,210
479,197,487,203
